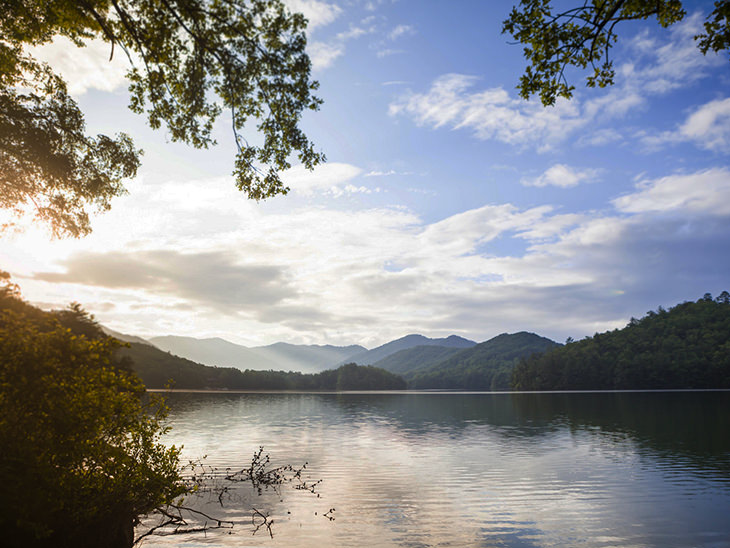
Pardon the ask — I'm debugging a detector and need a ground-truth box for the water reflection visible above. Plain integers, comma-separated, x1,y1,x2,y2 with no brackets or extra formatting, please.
139,391,730,547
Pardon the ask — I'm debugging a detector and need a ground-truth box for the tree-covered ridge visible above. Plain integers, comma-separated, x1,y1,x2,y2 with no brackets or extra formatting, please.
345,334,476,367
407,332,560,391
372,345,466,376
512,293,730,390
124,340,405,390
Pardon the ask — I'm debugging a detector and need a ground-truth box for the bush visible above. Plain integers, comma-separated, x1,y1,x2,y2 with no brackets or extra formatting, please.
0,279,184,548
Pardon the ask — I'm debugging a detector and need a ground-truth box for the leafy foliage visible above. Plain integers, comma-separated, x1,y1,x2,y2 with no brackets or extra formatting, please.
503,0,728,105
512,292,730,390
0,275,331,545
0,59,140,237
1,0,322,237
697,0,730,56
0,276,184,547
406,332,560,390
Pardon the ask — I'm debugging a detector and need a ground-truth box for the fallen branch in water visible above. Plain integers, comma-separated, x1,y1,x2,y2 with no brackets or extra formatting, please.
134,447,322,544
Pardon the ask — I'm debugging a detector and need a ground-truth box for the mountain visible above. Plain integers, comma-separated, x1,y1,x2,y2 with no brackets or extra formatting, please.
512,293,730,391
101,326,155,346
372,345,465,376
344,334,476,366
119,342,227,388
117,343,406,390
407,332,560,390
120,342,404,390
149,335,278,370
148,335,365,373
249,342,367,373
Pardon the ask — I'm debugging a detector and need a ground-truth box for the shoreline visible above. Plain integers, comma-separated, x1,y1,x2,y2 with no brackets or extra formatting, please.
147,388,730,395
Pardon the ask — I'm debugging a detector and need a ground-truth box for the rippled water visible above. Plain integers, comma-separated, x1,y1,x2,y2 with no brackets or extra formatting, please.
137,391,730,547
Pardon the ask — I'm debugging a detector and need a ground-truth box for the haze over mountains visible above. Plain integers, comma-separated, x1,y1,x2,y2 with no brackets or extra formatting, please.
148,333,479,373
112,330,559,391
149,335,365,374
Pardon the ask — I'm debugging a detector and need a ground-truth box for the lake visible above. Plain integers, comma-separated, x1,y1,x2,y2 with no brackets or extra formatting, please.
137,391,730,547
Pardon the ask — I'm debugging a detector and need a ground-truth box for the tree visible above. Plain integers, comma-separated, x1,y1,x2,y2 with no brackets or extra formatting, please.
0,283,185,547
0,274,324,546
502,0,729,106
1,0,323,237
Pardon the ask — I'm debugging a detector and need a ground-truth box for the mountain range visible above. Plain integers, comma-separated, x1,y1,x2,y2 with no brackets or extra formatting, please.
118,330,557,391
342,334,476,366
149,335,365,374
147,333,479,374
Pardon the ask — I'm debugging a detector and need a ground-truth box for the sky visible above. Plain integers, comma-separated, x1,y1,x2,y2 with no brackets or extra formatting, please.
3,0,730,348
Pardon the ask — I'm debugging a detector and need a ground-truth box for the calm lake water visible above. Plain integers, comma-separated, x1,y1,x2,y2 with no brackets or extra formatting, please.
137,391,730,547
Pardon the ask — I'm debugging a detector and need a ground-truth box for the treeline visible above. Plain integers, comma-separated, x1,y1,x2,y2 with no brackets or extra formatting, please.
126,340,407,391
512,293,730,390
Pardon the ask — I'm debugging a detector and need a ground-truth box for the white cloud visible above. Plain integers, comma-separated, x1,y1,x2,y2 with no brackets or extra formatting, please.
309,18,377,71
28,37,129,96
522,164,601,188
679,98,730,152
281,162,363,194
578,128,623,147
388,74,584,150
337,25,370,41
284,0,341,30
646,97,730,152
364,169,413,177
308,41,345,70
365,170,397,177
388,24,415,41
330,184,382,198
376,48,405,58
8,164,730,346
389,15,725,151
515,213,585,241
626,13,723,95
613,167,730,215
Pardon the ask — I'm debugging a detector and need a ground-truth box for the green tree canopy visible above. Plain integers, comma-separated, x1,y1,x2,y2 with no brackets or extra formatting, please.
0,276,185,547
1,0,323,237
511,292,730,391
503,0,730,105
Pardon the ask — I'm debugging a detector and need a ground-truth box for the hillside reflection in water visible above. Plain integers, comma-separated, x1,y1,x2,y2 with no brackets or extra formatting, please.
138,391,730,547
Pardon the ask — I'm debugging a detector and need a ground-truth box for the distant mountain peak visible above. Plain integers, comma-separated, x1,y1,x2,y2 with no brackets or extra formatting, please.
343,333,477,366
148,335,365,373
101,326,155,346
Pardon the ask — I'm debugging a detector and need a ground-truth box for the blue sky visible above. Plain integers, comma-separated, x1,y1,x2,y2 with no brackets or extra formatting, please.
3,0,729,347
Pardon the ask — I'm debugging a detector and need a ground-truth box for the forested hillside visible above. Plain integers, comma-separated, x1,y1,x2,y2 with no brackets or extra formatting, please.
512,293,730,390
345,334,476,366
407,332,560,390
372,345,465,375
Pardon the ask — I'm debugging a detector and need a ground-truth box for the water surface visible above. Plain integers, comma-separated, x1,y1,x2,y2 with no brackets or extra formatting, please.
138,391,730,547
